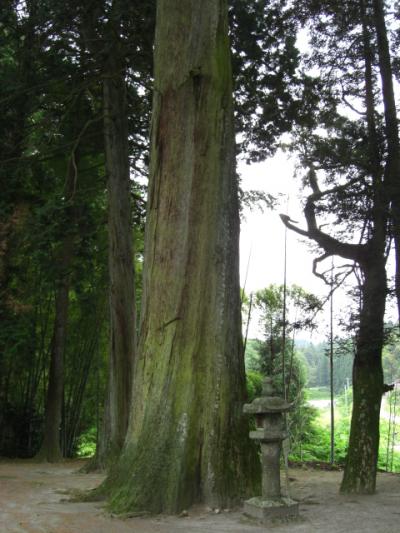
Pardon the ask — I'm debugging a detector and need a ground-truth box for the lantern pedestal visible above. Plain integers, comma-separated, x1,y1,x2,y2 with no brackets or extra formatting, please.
244,496,299,522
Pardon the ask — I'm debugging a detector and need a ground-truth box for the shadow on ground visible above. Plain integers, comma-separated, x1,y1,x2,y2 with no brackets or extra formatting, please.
0,460,399,532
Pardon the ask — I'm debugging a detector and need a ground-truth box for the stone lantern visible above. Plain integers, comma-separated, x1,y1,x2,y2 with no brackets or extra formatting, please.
243,377,299,523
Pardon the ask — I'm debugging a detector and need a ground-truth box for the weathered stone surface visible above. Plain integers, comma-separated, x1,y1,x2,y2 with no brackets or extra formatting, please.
242,376,299,523
243,396,293,414
244,496,299,523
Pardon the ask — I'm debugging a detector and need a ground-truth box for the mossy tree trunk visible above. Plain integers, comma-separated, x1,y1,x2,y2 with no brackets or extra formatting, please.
102,0,258,513
340,257,386,493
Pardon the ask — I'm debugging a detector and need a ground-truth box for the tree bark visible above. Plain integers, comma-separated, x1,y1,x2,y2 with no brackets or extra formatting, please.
282,2,390,492
372,0,400,322
340,256,386,493
101,0,259,513
36,159,77,462
339,1,388,492
95,52,137,467
37,272,70,462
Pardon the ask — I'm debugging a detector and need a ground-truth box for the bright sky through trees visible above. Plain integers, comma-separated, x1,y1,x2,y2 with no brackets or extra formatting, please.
240,152,397,342
239,152,316,293
239,152,331,340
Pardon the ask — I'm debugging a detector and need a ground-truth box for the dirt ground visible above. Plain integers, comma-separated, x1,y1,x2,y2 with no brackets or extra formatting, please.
0,460,399,533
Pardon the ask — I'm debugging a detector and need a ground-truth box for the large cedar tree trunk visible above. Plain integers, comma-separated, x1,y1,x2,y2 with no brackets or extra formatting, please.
101,0,258,513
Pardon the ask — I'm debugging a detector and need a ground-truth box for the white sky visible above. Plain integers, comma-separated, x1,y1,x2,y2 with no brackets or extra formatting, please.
239,149,398,343
238,151,347,342
239,151,322,294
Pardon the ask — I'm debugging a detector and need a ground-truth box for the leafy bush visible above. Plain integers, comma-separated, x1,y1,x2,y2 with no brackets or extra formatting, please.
76,427,97,458
379,417,400,473
246,370,263,402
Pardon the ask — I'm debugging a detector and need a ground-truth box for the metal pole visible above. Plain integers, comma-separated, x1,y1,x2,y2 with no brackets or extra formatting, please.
386,388,393,471
241,247,252,304
243,293,253,358
390,388,397,472
282,199,288,399
330,258,335,465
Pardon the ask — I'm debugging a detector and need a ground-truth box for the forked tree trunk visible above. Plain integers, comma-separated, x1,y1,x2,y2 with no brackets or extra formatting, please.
96,53,137,467
101,0,258,513
340,257,386,493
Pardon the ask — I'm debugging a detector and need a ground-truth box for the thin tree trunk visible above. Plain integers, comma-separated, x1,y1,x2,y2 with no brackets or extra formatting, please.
95,52,136,467
36,159,76,462
100,0,258,513
372,0,400,321
37,281,69,461
64,307,103,457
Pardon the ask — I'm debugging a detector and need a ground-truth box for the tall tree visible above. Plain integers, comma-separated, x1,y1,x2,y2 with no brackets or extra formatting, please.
78,0,153,468
254,284,321,385
97,2,137,466
99,0,258,513
372,0,400,322
283,0,397,493
36,155,78,462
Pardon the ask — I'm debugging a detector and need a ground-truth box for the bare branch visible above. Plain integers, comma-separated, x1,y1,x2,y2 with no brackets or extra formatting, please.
312,253,332,285
65,114,104,199
308,176,364,203
279,213,310,238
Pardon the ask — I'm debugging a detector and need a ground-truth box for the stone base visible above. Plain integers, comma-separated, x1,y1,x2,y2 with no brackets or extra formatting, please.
243,496,299,524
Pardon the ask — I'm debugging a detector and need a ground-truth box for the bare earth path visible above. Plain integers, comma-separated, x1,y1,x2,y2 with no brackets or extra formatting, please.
0,460,399,533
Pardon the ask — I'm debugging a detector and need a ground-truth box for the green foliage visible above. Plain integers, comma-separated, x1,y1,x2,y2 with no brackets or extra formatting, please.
307,387,330,401
297,340,353,394
0,1,112,458
246,370,263,402
229,0,302,161
76,427,97,458
292,332,400,473
290,387,400,472
245,284,325,461
378,389,400,473
290,389,350,464
289,401,321,460
244,338,263,372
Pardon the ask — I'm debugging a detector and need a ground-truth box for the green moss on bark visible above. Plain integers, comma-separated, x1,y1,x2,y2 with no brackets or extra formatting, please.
98,0,259,514
340,261,386,494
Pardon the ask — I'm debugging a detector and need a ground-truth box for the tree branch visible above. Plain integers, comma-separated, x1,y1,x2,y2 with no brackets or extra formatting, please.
280,168,367,264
